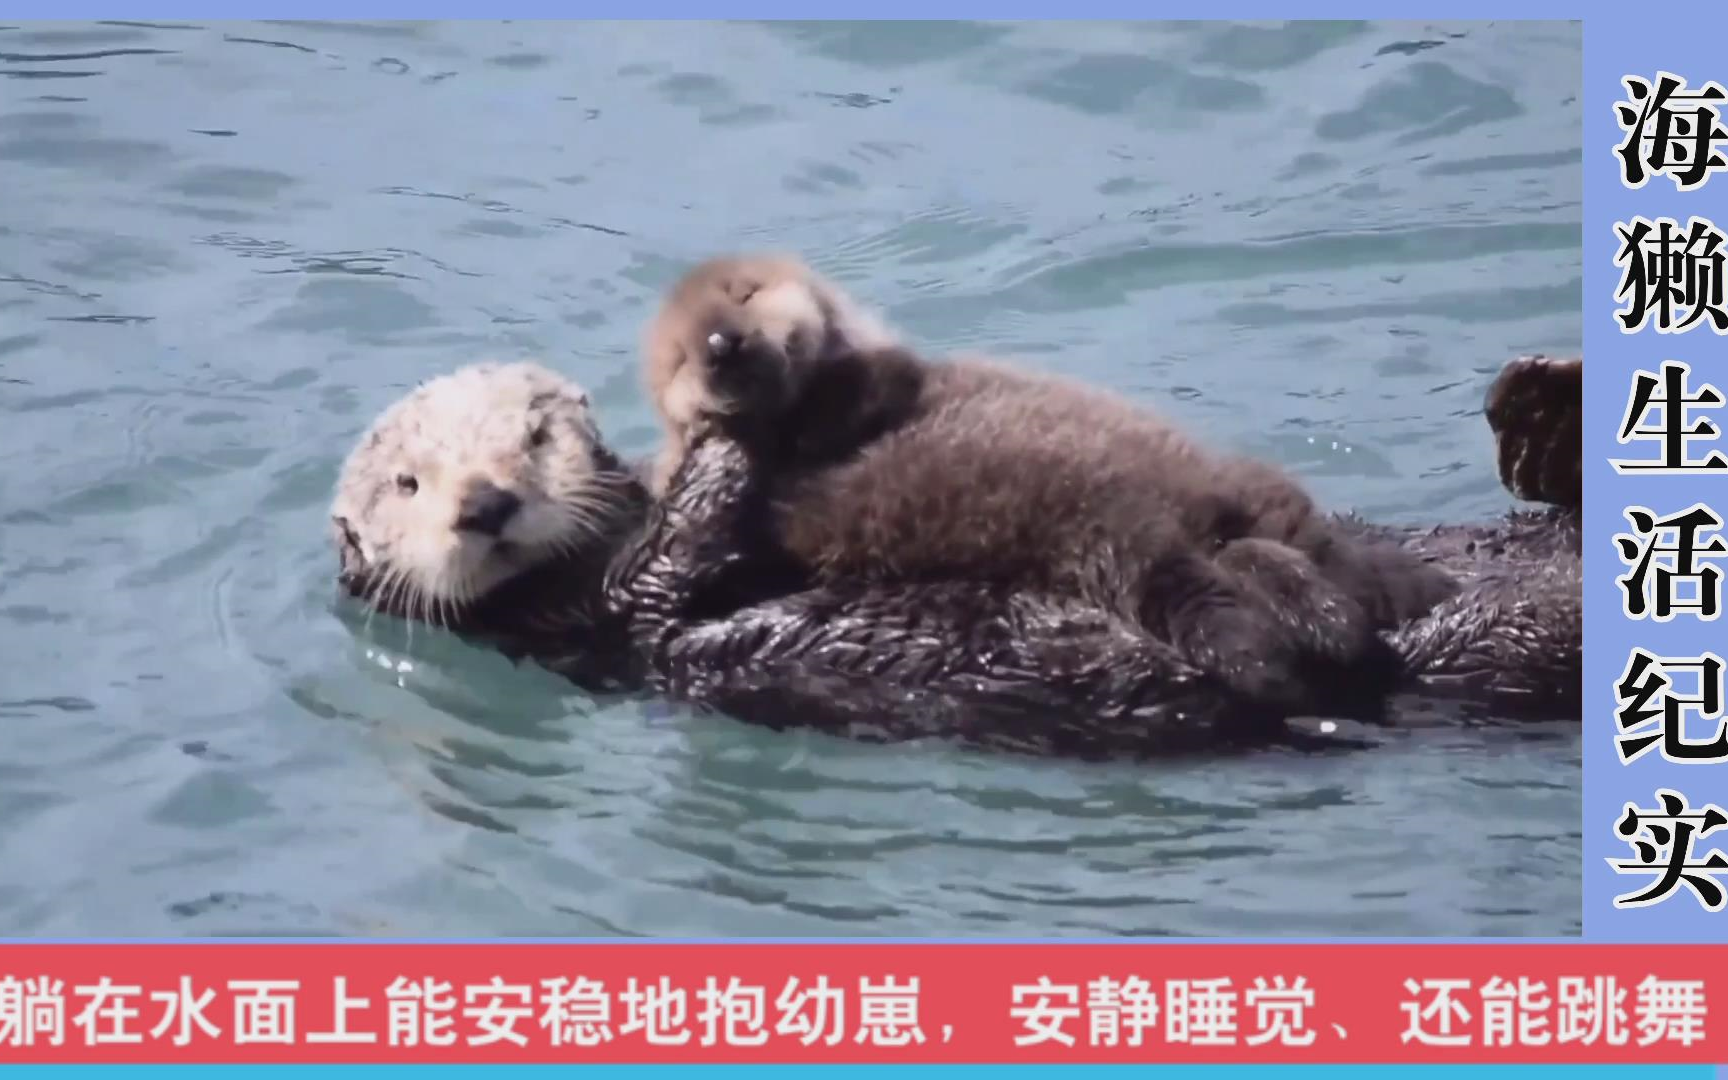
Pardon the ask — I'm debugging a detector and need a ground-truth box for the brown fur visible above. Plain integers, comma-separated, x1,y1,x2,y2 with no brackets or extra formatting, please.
1486,353,1581,508
642,253,901,494
641,254,1461,708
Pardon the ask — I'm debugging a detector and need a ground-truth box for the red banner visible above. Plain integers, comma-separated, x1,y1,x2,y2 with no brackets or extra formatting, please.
0,943,1719,1064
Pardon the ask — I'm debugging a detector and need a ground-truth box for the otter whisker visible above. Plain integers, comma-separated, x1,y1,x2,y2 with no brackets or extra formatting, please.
538,529,578,563
399,580,422,649
422,578,440,632
563,490,624,515
567,477,633,503
442,587,465,632
359,563,390,608
358,571,385,624
421,566,470,634
549,504,604,542
363,579,391,633
422,581,441,635
388,570,414,613
384,568,412,622
553,493,622,544
445,579,475,630
404,580,429,650
554,501,607,538
578,471,639,495
362,565,404,634
390,574,417,632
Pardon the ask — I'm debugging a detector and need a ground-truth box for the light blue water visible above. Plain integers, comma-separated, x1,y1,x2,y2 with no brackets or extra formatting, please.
0,19,1582,938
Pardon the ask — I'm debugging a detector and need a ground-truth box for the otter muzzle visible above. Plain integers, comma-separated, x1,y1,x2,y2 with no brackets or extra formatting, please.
455,481,523,537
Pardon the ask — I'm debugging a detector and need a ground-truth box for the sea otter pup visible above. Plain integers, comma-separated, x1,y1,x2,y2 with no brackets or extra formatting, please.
641,254,1461,713
329,354,1579,760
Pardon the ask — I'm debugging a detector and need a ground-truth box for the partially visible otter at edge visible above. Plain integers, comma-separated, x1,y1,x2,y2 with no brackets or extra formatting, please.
644,255,1465,717
329,351,1579,760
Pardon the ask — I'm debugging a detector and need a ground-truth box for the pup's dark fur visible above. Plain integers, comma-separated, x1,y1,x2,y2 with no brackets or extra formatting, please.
642,254,1462,711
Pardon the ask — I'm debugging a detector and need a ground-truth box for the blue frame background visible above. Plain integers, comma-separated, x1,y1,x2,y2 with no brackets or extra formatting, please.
1584,6,1728,940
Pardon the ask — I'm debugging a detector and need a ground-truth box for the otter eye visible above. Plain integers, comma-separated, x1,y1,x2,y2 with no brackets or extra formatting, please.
528,423,551,448
395,473,418,495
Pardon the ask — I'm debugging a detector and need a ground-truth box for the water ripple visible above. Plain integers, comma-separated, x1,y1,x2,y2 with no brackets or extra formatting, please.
0,18,1582,940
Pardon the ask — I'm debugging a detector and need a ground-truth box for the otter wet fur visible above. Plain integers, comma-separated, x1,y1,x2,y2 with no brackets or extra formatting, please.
328,359,1300,752
1487,353,1581,508
328,355,1580,761
641,253,1462,714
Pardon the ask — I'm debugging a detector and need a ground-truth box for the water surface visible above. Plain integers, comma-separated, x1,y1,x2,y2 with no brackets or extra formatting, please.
0,19,1583,937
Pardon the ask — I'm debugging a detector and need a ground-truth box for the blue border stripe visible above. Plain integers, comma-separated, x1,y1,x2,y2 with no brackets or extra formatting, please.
1584,0,1728,938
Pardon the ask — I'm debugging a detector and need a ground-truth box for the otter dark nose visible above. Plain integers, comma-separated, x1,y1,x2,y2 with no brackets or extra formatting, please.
455,482,522,536
705,329,741,364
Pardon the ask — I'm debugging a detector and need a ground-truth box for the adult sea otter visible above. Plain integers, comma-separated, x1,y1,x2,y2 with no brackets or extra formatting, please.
328,354,1580,758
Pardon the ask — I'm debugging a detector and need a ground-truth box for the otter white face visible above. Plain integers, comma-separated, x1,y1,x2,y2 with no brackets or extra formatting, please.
330,361,629,622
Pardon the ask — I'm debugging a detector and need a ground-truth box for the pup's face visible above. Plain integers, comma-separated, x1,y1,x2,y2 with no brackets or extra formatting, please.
642,254,898,438
330,362,627,620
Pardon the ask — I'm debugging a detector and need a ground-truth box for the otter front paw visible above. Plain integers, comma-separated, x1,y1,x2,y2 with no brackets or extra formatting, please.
681,409,726,449
1175,604,1311,711
1147,544,1388,712
1214,537,1381,668
1485,353,1582,509
697,320,792,428
699,328,745,388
